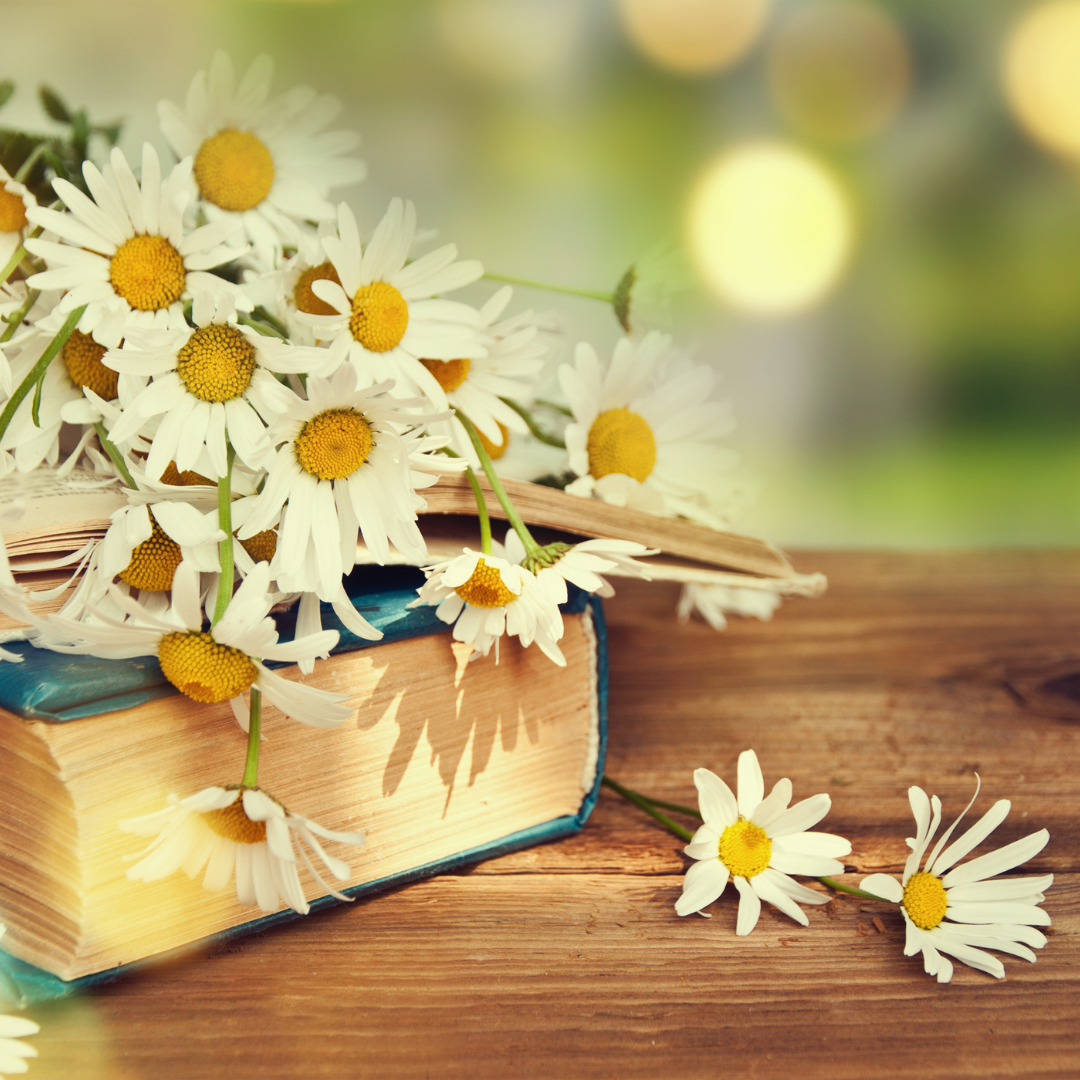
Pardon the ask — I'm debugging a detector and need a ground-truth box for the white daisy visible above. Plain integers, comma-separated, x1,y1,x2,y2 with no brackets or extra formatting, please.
422,285,548,462
0,165,36,279
25,143,247,348
676,750,852,934
104,291,332,481
860,779,1052,984
120,784,364,916
239,364,449,636
410,539,566,665
158,51,366,264
40,560,352,728
0,930,38,1075
676,583,783,631
295,199,485,404
559,331,741,527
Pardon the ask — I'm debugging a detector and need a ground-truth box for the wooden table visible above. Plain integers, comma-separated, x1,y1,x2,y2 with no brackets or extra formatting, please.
27,552,1080,1079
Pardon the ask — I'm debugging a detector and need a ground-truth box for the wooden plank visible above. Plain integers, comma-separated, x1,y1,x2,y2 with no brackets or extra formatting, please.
21,551,1080,1079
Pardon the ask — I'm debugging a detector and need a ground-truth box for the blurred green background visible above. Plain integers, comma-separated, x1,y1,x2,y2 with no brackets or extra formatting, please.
4,0,1080,548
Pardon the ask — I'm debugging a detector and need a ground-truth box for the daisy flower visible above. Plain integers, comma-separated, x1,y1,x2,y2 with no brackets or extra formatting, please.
559,331,740,527
40,561,352,729
676,750,851,934
676,583,783,632
410,538,566,665
295,199,485,404
0,165,35,277
860,779,1052,984
158,51,366,264
422,285,548,462
104,291,332,481
25,143,246,348
120,784,364,915
239,364,449,631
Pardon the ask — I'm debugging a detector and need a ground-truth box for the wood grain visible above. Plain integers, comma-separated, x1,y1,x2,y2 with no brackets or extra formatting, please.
23,551,1080,1079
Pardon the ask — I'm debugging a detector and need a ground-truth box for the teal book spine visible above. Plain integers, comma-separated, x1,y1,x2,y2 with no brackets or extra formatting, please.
0,567,608,1007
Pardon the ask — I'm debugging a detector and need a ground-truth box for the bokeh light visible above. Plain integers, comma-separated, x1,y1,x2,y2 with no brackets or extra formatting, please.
1004,0,1080,160
767,0,910,143
618,0,771,76
436,0,582,86
686,143,853,316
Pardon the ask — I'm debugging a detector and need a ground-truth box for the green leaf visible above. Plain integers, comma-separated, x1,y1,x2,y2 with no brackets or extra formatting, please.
38,85,71,124
93,121,122,146
0,82,15,112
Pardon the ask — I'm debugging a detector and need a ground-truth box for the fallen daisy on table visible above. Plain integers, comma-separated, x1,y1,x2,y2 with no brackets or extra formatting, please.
120,785,364,915
676,750,851,934
859,777,1052,984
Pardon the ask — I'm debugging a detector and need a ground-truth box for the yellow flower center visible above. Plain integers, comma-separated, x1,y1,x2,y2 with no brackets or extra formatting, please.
193,129,275,213
349,281,409,353
586,408,657,483
158,630,259,704
477,421,509,461
201,795,268,844
109,234,186,312
295,408,374,480
718,819,772,878
175,324,257,403
294,262,343,317
237,527,278,563
160,460,215,487
62,330,118,400
118,511,183,592
902,871,948,931
454,557,517,608
419,357,470,393
0,187,28,233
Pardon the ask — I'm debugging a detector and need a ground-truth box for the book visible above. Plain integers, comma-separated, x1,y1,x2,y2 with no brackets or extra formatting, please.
0,569,608,1006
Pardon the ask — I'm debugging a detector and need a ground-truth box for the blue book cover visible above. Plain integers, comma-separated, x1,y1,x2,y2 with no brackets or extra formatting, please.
0,566,608,1007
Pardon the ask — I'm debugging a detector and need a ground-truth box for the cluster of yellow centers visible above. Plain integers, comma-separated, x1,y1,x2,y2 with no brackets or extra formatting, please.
455,557,517,609
158,629,258,705
420,357,470,393
194,129,275,213
349,281,409,353
62,331,118,400
902,871,949,931
294,262,343,317
586,408,657,483
176,325,257,403
109,234,186,312
202,794,268,844
718,818,772,878
118,511,183,592
0,187,28,233
295,408,374,481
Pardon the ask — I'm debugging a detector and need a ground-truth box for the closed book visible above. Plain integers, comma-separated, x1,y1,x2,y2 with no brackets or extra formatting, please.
0,568,607,1006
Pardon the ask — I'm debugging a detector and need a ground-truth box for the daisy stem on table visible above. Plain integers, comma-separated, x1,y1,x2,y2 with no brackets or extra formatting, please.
484,272,615,305
212,445,236,627
93,421,136,488
602,776,695,842
818,877,896,904
457,411,542,557
464,465,493,555
240,687,262,788
0,304,86,444
498,397,566,449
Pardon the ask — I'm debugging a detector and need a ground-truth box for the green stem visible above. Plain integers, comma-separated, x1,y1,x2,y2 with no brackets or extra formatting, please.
499,397,565,449
818,877,897,904
484,272,614,305
14,143,47,184
0,288,39,344
535,398,572,418
212,445,236,627
93,421,136,488
0,246,26,289
0,305,85,443
30,370,44,427
464,465,492,555
456,410,541,556
602,776,695,842
637,794,702,818
240,688,262,788
236,312,286,341
252,305,288,337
